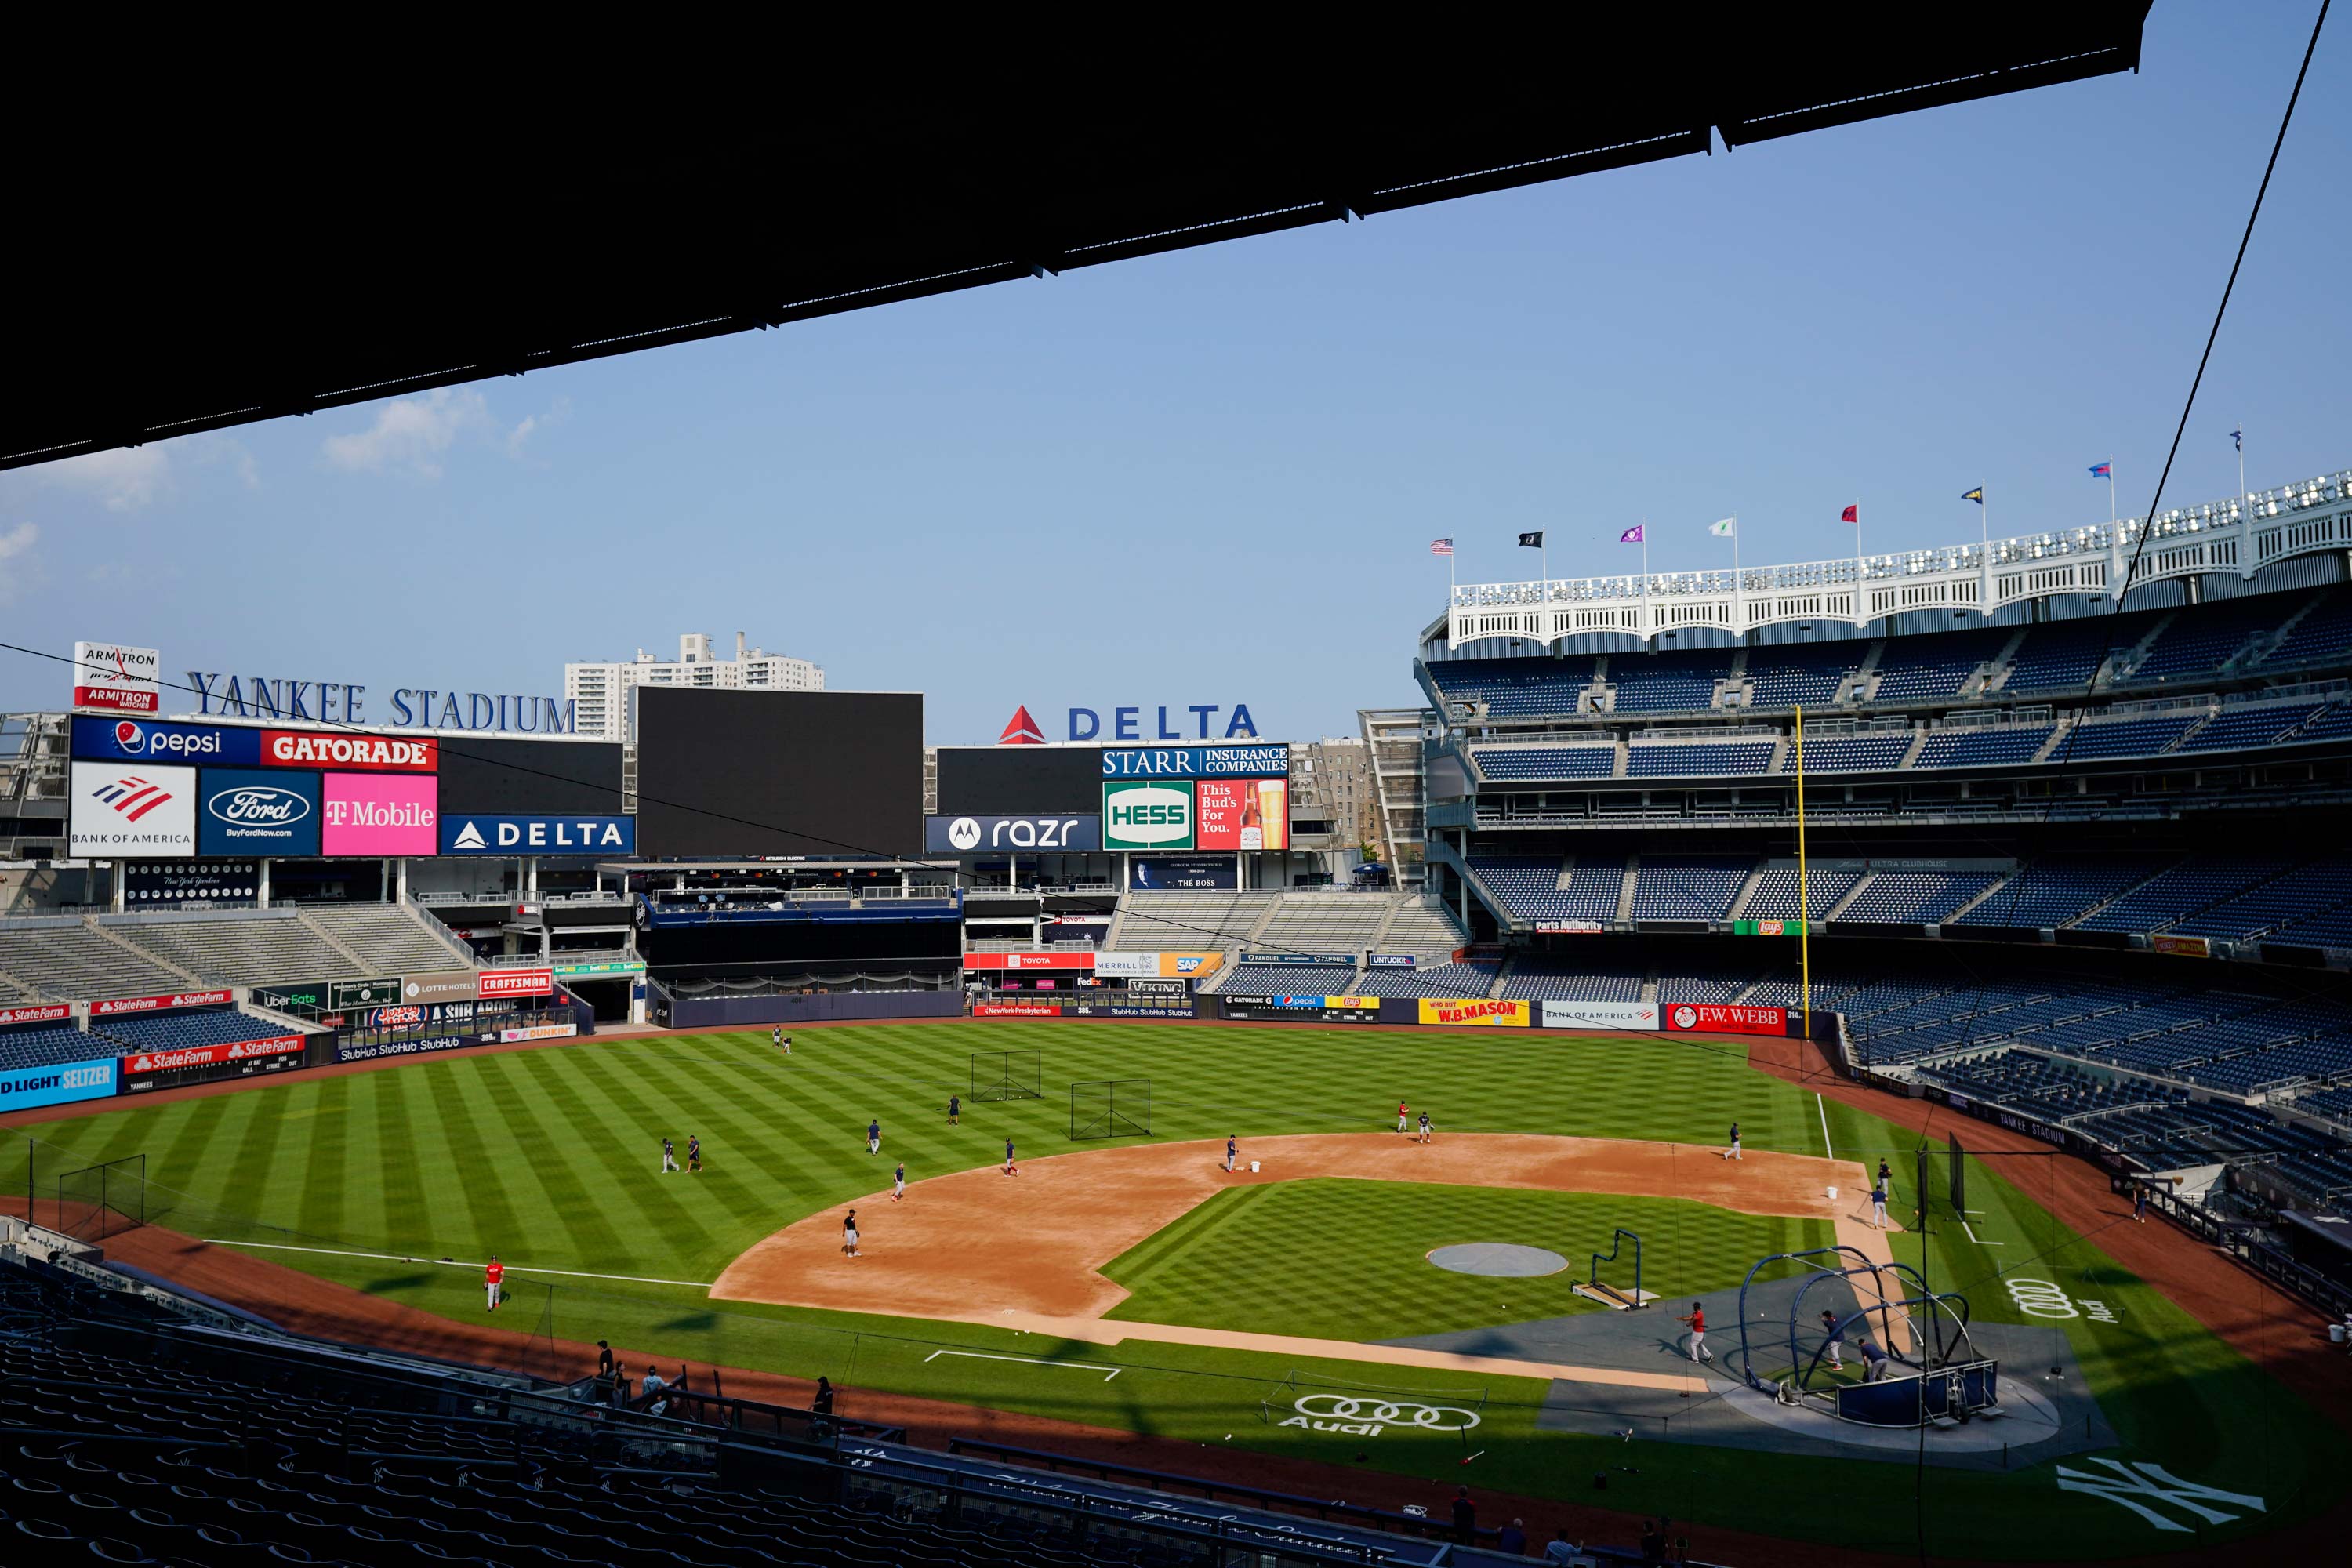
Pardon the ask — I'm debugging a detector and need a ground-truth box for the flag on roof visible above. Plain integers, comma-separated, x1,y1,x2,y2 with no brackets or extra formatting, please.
1429,538,1454,557
1840,504,1858,524
1962,487,1984,504
1519,531,1544,548
1708,518,1736,538
1618,524,1643,544
2230,428,2243,452
2089,462,2111,479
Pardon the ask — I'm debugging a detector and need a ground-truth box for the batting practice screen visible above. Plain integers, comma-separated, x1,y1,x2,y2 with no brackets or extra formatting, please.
970,1049,1042,1102
1070,1079,1152,1141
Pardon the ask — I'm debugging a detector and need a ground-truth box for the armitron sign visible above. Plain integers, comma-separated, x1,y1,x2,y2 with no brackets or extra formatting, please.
73,642,161,716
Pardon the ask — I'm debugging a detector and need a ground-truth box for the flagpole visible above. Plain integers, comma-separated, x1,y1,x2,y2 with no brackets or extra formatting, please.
1639,521,1650,641
1731,516,1742,630
2238,426,2248,523
2108,463,2115,527
1541,533,1550,641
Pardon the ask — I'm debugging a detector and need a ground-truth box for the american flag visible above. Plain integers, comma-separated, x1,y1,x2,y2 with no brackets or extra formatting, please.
1429,538,1454,557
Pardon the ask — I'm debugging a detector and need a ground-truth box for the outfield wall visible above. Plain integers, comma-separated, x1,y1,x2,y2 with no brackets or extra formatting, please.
665,990,964,1030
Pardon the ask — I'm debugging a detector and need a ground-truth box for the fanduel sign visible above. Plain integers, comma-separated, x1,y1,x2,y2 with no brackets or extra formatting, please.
187,672,575,734
440,815,637,855
1065,704,1258,742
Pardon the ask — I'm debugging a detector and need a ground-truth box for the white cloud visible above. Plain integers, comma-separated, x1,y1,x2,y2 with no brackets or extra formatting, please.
44,447,169,510
0,521,38,604
321,388,493,478
506,394,572,461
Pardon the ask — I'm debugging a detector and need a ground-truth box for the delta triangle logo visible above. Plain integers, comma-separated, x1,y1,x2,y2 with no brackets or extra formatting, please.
452,821,488,850
996,705,1045,746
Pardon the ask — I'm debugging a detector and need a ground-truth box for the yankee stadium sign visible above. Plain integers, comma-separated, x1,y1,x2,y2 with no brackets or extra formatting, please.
186,671,576,734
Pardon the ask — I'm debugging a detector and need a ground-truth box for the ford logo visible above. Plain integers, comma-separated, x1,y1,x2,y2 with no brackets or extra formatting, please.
207,786,311,825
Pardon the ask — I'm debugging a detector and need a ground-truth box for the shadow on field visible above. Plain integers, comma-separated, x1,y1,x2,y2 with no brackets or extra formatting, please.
364,1272,437,1291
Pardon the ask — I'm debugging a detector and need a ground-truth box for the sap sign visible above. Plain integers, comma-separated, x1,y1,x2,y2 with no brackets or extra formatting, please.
924,815,1102,854
1104,781,1193,850
73,717,262,767
198,769,322,855
439,815,637,855
1068,705,1258,742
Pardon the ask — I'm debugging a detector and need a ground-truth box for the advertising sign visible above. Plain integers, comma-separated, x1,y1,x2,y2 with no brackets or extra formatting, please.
974,1003,1062,1017
264,730,437,771
554,959,647,978
1127,978,1192,999
2151,934,2211,959
1416,997,1531,1028
477,967,554,999
252,981,331,1012
71,760,198,857
329,978,403,1009
440,815,636,855
924,814,1102,854
121,1035,303,1073
1091,951,1223,980
92,989,234,1018
72,642,161,716
1540,1000,1660,1031
1103,780,1195,851
401,970,478,1004
961,951,1094,971
335,1032,484,1064
197,768,322,856
0,1003,74,1028
499,1022,579,1044
1221,995,1381,1023
0,1058,118,1113
1128,855,1236,891
73,716,260,767
1533,920,1604,934
1241,952,1356,966
1366,953,1417,969
321,772,438,855
1195,777,1289,851
1662,1002,1789,1036
1098,743,1287,777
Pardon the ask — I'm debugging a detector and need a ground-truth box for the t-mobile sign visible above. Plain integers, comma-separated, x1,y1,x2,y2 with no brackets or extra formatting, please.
321,771,438,855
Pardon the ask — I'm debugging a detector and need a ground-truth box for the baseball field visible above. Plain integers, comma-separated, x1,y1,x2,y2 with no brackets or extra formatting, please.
11,1018,2341,1561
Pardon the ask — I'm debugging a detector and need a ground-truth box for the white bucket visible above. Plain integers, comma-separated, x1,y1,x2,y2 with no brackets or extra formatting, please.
1250,1160,1261,1174
2331,1322,2347,1345
1826,1185,1839,1202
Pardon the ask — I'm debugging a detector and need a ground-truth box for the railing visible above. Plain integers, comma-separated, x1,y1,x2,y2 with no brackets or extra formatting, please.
1447,468,2352,644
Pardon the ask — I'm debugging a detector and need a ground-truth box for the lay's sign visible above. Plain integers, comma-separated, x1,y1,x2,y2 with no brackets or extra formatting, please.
1417,997,1530,1029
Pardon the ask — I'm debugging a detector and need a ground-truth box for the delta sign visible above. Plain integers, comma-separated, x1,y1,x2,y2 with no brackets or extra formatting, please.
997,703,1260,744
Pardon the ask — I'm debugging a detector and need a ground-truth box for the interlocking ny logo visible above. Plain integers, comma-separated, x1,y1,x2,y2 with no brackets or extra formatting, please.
2053,1459,2265,1531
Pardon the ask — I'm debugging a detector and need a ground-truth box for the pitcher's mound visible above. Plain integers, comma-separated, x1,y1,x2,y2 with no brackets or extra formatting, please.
1428,1243,1567,1277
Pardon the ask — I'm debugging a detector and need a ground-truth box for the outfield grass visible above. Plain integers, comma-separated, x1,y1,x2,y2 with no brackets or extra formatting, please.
11,1019,2342,1559
1105,1178,1831,1341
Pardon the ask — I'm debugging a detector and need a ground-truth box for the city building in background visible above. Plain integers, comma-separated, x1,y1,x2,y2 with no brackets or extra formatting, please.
565,633,822,742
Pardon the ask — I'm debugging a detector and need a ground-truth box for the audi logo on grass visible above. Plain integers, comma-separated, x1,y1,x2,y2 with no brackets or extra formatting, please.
1278,1395,1481,1437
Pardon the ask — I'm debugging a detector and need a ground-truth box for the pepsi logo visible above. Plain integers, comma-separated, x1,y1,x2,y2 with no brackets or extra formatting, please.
115,720,144,751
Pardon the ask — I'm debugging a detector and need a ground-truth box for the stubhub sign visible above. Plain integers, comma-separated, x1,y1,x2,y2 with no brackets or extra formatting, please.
440,815,636,855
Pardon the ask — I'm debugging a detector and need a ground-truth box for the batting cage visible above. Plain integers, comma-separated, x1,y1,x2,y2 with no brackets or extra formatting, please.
970,1049,1042,1102
1069,1079,1152,1141
52,1154,147,1243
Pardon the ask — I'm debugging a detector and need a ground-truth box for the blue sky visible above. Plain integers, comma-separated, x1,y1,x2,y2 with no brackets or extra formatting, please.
3,6,2343,746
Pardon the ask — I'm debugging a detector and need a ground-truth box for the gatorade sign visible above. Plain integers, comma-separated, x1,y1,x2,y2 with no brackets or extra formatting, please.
1103,779,1195,851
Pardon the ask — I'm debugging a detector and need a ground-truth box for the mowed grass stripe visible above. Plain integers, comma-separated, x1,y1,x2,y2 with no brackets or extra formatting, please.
296,1079,354,1241
520,1047,735,1269
417,1057,525,1251
471,1051,634,1269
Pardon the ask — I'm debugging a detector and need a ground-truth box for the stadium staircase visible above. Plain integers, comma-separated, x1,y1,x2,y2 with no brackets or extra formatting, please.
1722,862,1769,920
1969,628,2031,695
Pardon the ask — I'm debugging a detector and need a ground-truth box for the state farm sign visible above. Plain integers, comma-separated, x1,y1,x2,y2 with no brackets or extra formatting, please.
122,1034,304,1073
92,989,235,1017
0,1003,74,1027
477,967,554,998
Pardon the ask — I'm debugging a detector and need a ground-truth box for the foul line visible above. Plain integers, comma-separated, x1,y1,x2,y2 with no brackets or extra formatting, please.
924,1348,1121,1381
204,1240,715,1290
1961,1221,2003,1247
1817,1093,1833,1161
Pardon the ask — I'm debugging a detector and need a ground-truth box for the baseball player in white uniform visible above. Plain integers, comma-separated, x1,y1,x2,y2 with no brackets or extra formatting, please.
661,1138,678,1173
892,1161,907,1201
1723,1123,1742,1160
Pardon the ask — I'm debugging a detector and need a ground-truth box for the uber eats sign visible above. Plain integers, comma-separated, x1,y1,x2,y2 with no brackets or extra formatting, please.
1104,779,1195,851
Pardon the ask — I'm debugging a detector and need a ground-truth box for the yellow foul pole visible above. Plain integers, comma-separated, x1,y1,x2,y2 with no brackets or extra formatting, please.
1796,703,1811,1037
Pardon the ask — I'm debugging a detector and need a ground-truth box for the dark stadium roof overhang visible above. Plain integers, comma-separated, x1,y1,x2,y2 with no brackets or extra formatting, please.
5,9,2151,474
